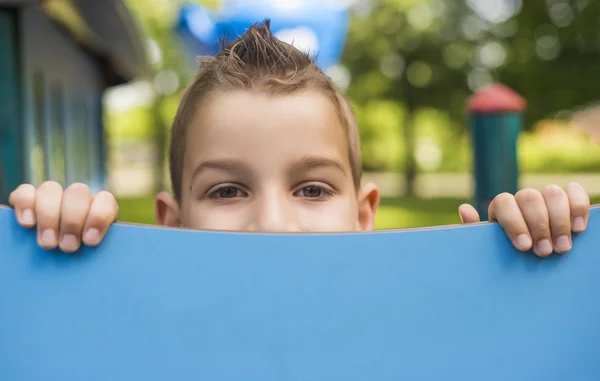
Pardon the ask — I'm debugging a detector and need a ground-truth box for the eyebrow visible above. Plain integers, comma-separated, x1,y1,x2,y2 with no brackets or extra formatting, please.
293,156,347,176
190,156,347,187
190,159,247,184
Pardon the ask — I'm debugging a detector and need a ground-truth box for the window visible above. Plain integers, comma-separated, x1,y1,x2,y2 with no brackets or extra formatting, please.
0,9,21,203
71,100,90,183
30,71,46,185
49,84,66,185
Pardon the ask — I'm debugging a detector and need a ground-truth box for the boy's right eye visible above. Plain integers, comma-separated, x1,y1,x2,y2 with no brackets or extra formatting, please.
207,185,248,200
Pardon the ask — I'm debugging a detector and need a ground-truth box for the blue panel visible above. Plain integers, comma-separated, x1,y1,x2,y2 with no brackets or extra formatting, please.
0,9,24,204
1,205,600,380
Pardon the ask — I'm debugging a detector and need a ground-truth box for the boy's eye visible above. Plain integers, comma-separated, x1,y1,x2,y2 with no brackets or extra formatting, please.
294,185,333,200
208,186,247,199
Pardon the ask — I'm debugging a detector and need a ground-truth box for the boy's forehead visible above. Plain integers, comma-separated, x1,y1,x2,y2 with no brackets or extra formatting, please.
186,90,348,155
198,90,339,120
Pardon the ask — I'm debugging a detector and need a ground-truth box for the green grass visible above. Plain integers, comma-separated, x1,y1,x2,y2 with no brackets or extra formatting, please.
117,195,600,230
376,195,600,229
374,196,467,229
117,196,157,225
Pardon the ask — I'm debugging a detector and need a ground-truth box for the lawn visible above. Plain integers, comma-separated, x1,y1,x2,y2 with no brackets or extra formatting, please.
118,195,600,230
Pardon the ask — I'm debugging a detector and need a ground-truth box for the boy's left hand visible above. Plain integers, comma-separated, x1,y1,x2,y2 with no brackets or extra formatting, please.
458,182,590,257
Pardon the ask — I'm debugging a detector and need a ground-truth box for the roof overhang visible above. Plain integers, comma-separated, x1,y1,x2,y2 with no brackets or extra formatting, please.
2,0,151,86
71,0,152,83
0,0,41,5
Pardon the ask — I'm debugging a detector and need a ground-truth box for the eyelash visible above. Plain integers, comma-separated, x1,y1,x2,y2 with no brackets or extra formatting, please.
293,184,334,201
206,185,248,200
205,184,334,201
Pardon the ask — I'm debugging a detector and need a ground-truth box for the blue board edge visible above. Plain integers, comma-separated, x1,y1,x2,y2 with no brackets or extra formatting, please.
2,205,600,381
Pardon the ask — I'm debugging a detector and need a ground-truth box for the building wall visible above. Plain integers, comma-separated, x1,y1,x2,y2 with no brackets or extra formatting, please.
0,8,23,205
19,7,106,193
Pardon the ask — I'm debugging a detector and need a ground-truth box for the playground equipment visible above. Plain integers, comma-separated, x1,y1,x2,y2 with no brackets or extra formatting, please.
0,0,149,205
174,0,351,71
1,204,599,380
468,84,527,220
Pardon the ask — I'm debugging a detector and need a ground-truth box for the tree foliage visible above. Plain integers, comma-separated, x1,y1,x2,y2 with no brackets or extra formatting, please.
110,0,600,193
341,0,600,191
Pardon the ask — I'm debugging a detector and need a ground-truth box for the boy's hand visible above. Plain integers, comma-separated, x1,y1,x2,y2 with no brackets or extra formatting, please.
458,183,590,257
8,181,119,253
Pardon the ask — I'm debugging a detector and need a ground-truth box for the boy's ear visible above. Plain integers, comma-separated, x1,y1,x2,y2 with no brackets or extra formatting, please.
155,192,181,227
357,182,380,231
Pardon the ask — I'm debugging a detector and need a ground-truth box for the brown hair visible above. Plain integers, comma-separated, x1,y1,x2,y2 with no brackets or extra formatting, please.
169,19,362,201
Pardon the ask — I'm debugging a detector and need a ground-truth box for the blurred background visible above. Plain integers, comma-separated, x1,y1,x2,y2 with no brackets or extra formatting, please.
2,0,600,230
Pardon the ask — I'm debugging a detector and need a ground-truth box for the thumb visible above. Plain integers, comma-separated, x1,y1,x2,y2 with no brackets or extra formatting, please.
458,204,481,224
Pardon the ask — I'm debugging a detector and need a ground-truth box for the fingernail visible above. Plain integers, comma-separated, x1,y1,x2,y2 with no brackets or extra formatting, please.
573,217,586,232
535,239,553,256
60,234,78,251
555,235,571,252
514,234,532,250
83,228,100,245
21,209,34,225
41,229,57,245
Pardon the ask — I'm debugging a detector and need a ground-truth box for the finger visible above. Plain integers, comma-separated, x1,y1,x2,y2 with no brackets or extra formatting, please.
565,182,590,233
35,181,64,250
540,185,571,254
82,191,119,247
488,192,532,252
515,188,552,257
8,184,37,228
58,183,93,253
458,204,480,224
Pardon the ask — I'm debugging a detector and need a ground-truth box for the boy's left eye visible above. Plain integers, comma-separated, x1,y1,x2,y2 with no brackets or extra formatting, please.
294,185,333,200
207,185,248,199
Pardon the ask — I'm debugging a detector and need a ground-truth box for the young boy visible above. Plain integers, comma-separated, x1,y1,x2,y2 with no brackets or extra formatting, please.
7,20,591,257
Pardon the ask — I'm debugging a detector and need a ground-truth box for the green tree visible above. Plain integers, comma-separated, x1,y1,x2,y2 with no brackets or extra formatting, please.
342,0,600,193
342,0,473,195
498,0,600,127
122,0,220,192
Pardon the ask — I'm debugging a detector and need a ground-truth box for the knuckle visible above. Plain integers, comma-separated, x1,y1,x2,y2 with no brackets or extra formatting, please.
515,188,541,203
566,182,585,192
552,221,570,233
97,190,114,198
96,190,116,202
532,220,550,236
541,184,566,199
97,191,118,209
64,182,92,197
36,211,59,226
571,202,590,214
492,192,515,206
566,183,590,208
62,185,93,217
90,210,114,226
18,183,35,191
8,184,35,205
61,220,84,234
89,193,119,224
38,180,63,193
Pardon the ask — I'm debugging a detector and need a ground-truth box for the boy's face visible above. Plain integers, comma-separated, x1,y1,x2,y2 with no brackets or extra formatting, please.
156,90,380,233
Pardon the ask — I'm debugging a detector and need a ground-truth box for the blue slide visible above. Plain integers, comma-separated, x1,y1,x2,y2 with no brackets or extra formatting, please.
1,205,599,380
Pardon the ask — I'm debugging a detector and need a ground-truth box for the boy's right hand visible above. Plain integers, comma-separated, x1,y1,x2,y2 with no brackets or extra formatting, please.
9,181,119,253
